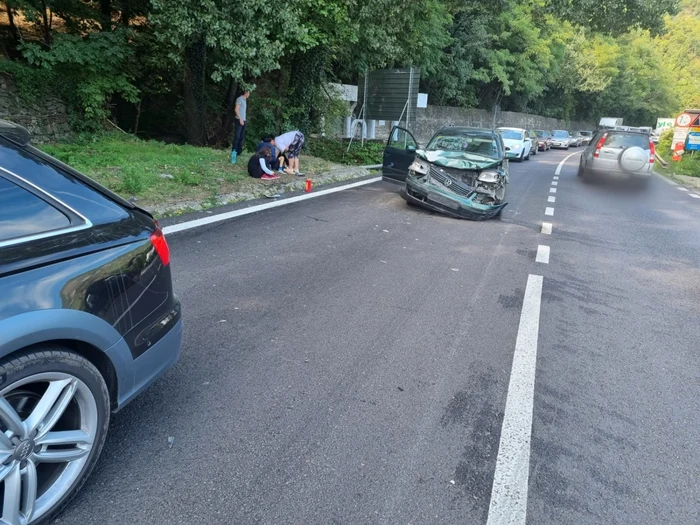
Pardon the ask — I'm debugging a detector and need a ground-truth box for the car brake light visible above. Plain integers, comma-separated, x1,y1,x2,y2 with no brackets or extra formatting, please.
150,223,170,266
649,140,655,164
593,133,607,158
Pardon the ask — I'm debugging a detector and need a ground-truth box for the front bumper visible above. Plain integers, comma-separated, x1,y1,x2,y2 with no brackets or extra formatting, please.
402,176,506,221
551,142,569,148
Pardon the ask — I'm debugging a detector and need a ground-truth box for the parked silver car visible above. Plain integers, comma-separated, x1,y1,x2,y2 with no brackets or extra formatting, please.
550,130,571,149
579,130,593,145
577,129,654,184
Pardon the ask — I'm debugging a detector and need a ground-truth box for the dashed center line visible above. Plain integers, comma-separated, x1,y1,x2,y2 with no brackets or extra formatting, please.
535,245,550,264
486,274,543,525
551,181,558,186
541,222,552,235
553,176,559,180
548,196,556,203
545,207,554,216
550,188,557,194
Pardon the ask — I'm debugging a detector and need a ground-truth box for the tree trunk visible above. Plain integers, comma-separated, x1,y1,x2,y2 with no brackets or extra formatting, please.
100,0,111,31
183,37,208,146
5,2,20,43
133,100,142,135
40,1,51,46
213,77,238,146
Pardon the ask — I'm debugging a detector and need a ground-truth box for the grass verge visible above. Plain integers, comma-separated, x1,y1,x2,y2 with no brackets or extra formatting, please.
40,133,337,211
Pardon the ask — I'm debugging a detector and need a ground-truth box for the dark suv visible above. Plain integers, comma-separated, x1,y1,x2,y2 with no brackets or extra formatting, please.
0,120,183,524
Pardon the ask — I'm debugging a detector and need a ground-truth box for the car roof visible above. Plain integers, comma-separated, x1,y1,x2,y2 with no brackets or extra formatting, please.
497,127,525,131
0,119,31,146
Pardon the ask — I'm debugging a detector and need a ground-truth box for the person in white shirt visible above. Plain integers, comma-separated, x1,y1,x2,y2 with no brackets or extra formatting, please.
274,130,305,175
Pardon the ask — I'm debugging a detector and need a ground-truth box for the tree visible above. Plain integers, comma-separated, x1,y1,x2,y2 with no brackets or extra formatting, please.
150,0,300,145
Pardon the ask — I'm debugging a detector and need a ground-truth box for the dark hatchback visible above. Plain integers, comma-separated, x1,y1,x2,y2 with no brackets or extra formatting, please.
0,120,182,524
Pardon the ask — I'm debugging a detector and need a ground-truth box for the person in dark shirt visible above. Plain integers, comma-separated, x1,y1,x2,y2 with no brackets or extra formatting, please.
247,145,280,180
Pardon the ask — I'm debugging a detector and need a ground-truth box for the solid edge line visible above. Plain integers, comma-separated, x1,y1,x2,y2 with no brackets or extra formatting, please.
486,274,543,525
689,194,700,199
541,222,552,235
654,172,678,186
535,245,550,264
555,151,581,175
163,176,383,234
677,187,689,192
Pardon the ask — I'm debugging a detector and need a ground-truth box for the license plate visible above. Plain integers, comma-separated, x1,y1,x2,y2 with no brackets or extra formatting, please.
429,192,460,209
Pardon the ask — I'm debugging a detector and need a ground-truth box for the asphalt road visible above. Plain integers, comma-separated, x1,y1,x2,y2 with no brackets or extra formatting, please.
55,149,700,524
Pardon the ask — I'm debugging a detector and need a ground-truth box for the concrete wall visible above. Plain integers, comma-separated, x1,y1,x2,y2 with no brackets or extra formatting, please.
0,73,72,143
355,105,594,145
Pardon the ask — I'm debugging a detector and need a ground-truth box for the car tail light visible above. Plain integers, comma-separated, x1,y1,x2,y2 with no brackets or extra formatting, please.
649,140,655,164
150,222,170,266
593,133,607,158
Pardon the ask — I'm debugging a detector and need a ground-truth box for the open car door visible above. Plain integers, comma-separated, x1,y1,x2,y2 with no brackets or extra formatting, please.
382,126,419,182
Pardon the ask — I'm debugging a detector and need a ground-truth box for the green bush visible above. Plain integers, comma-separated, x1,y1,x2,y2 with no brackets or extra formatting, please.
657,128,674,157
305,138,385,166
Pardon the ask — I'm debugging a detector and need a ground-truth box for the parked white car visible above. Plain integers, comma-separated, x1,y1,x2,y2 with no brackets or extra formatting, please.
497,127,532,161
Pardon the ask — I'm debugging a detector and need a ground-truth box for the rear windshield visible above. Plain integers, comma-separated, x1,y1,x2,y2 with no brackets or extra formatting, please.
552,130,569,138
604,133,649,149
579,131,592,137
498,130,524,140
535,130,548,138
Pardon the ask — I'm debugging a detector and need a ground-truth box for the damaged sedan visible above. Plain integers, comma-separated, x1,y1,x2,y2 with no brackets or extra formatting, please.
382,126,509,220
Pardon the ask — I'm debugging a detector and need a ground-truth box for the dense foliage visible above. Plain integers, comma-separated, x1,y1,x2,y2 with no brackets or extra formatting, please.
0,0,696,145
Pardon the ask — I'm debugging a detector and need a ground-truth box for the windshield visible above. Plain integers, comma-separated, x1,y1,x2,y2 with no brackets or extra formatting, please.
535,130,547,138
604,133,649,149
426,133,500,160
552,130,569,138
579,131,592,137
498,129,524,140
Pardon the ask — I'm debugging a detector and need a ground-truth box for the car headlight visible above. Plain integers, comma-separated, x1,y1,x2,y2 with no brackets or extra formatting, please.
408,160,429,175
478,170,501,183
511,144,521,150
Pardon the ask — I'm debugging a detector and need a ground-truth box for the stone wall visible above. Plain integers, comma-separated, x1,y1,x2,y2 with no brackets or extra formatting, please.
0,72,72,143
366,105,595,145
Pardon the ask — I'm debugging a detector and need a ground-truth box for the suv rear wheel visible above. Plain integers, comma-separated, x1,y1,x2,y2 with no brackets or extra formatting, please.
0,348,110,524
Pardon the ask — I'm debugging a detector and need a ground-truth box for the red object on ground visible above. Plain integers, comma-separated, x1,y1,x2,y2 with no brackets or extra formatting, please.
305,178,312,192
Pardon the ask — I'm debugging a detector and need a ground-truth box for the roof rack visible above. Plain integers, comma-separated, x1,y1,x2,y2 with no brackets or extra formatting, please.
0,119,31,146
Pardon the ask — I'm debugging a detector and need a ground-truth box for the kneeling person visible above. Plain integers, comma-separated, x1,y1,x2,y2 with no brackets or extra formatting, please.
248,146,280,180
275,130,305,175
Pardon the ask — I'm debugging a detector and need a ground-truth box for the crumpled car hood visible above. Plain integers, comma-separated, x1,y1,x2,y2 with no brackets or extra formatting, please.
417,150,499,170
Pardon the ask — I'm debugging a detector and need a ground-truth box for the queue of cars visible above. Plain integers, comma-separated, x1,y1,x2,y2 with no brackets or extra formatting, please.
496,127,595,159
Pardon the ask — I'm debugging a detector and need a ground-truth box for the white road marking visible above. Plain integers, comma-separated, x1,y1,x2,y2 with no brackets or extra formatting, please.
536,245,550,264
163,176,382,234
690,194,700,199
555,151,581,175
551,181,558,186
541,222,552,235
545,207,554,216
677,187,689,192
486,274,543,525
548,196,556,203
550,188,557,194
553,176,559,180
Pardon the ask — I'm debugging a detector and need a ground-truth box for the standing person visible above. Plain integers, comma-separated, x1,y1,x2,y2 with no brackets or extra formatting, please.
247,145,280,180
274,130,305,175
230,89,250,164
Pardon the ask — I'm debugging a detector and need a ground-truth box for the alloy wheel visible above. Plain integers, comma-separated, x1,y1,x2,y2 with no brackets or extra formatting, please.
0,373,98,524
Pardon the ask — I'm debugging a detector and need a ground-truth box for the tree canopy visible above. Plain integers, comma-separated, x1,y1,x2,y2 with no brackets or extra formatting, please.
0,0,694,143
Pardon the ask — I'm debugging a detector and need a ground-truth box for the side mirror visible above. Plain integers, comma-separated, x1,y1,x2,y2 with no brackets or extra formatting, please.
505,147,511,151
406,145,416,152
